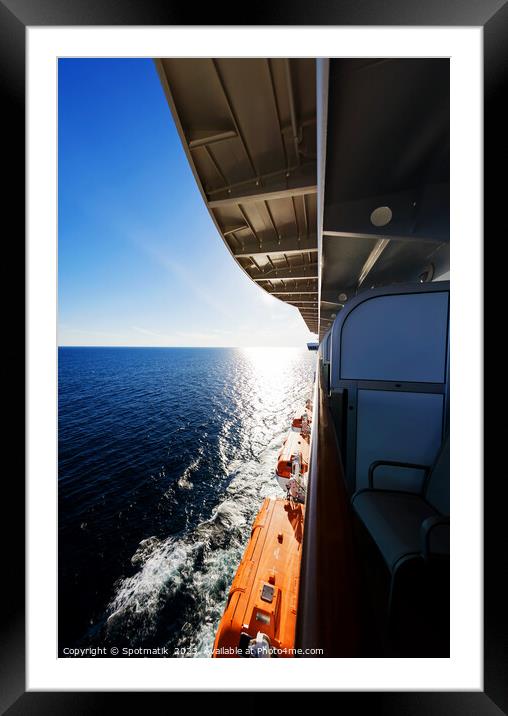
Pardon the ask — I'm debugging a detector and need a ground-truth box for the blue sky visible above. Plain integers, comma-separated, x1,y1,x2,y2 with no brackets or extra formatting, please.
58,59,317,347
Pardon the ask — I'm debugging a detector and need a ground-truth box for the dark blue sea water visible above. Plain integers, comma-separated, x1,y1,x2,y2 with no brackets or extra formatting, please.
58,347,315,656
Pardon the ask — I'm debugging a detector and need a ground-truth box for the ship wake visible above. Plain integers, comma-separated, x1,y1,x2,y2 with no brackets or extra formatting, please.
104,447,285,655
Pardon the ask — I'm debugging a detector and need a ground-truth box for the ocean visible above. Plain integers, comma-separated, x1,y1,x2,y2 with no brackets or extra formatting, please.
58,346,315,657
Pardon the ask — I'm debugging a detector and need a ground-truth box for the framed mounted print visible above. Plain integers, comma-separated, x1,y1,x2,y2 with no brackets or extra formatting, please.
2,0,500,711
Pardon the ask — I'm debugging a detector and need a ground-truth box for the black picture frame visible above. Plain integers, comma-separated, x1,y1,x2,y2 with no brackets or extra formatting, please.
3,0,499,712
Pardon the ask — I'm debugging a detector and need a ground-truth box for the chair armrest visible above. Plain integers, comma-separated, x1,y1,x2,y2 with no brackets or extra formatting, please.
368,460,430,489
421,515,450,560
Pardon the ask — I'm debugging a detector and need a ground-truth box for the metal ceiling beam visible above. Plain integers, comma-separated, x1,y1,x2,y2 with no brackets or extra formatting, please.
233,235,317,259
236,204,261,248
188,130,237,149
251,265,318,282
358,238,390,288
206,162,315,197
203,144,228,185
323,230,443,244
208,183,317,209
302,194,309,238
284,59,300,166
211,59,258,180
321,299,344,308
222,224,249,236
263,199,280,240
236,247,318,260
266,58,289,172
268,289,318,296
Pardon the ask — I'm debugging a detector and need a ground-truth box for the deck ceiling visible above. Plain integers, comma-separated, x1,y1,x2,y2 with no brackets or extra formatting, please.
319,59,450,340
156,58,450,343
156,58,318,334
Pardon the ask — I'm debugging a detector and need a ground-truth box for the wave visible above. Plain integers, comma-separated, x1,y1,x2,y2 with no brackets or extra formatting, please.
104,447,286,655
176,449,203,490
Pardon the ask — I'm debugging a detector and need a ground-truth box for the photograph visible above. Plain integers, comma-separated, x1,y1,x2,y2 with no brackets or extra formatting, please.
57,56,450,660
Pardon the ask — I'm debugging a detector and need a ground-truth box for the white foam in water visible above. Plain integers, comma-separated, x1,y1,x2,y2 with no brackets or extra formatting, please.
107,539,200,635
105,449,285,652
176,452,201,490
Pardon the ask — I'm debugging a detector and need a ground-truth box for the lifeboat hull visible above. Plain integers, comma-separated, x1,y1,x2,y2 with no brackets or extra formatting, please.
213,497,305,658
275,426,310,492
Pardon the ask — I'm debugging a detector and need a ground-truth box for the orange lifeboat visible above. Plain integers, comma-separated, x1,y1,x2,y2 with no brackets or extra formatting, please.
212,497,304,658
275,402,312,493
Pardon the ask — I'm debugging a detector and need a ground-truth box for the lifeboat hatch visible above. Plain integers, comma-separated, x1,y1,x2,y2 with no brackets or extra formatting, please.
261,583,275,603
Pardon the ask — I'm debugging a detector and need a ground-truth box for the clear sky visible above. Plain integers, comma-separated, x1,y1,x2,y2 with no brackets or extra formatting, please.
58,58,317,347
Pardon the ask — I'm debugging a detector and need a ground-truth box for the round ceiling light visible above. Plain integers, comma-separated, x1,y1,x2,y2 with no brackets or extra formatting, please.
338,292,348,302
370,206,392,227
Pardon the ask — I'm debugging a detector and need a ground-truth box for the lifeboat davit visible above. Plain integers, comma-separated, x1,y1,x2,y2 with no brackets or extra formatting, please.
275,401,312,494
212,497,304,658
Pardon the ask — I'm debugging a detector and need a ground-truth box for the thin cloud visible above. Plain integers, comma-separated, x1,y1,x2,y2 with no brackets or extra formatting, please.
130,235,233,321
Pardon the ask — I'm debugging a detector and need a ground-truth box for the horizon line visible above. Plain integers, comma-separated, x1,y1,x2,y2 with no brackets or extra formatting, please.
58,344,316,349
